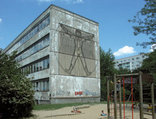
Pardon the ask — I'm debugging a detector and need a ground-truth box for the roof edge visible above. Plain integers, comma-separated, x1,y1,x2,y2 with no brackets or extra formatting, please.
4,4,99,53
50,4,99,25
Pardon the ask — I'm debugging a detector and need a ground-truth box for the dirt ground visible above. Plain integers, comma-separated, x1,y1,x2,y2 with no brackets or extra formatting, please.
32,104,152,119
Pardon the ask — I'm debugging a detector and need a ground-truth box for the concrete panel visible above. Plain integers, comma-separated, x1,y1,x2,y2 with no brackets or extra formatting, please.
49,52,58,75
58,53,96,78
50,75,100,98
51,97,100,104
58,24,95,59
50,30,58,52
51,8,74,30
95,60,100,79
34,91,50,101
50,7,98,43
82,21,90,33
28,69,50,81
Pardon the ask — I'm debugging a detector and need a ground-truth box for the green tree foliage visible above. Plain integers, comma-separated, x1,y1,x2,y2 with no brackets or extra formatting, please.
0,51,34,118
100,47,115,100
100,48,115,76
115,67,131,74
141,50,156,82
129,0,156,47
141,50,156,72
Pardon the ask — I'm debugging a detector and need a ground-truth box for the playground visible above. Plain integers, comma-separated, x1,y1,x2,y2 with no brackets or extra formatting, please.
32,104,152,119
32,72,155,119
106,72,155,119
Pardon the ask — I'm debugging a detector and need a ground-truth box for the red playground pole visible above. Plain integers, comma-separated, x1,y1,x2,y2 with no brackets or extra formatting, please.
131,76,134,119
123,77,125,119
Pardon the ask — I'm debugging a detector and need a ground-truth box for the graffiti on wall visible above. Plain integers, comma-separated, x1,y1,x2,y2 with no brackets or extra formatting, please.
75,91,83,95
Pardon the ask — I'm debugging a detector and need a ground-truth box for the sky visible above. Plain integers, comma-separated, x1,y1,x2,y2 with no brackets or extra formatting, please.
0,0,151,59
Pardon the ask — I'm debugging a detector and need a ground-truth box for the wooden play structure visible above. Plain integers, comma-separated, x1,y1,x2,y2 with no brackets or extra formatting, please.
107,71,155,119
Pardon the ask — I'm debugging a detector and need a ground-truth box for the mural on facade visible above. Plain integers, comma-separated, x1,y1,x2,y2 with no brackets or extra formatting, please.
58,24,96,77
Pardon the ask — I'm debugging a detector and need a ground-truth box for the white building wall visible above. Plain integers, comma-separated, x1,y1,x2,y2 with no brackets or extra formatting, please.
114,54,148,72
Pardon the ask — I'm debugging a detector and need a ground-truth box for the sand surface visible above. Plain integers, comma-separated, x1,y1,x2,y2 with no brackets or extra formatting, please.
32,104,152,119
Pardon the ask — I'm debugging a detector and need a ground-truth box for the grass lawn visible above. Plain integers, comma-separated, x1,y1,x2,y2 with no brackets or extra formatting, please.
33,101,106,110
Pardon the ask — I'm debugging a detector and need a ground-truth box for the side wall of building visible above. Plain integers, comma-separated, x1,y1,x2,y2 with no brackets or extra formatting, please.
49,6,100,103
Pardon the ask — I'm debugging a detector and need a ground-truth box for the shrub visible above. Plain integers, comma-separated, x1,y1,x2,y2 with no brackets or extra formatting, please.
0,51,34,118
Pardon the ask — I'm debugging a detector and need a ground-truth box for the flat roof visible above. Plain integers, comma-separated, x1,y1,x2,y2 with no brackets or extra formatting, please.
114,53,147,61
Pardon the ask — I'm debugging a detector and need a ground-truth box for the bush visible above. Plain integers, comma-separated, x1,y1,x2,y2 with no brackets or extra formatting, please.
0,51,34,118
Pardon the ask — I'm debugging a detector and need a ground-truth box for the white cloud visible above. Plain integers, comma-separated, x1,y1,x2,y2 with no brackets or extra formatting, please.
150,44,156,52
113,46,136,57
0,18,2,23
73,0,83,3
37,0,54,2
61,0,83,4
37,0,83,4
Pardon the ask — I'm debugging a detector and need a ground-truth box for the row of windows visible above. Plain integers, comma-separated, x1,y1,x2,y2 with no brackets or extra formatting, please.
16,34,50,62
32,79,49,91
7,14,50,54
116,56,145,64
21,57,49,75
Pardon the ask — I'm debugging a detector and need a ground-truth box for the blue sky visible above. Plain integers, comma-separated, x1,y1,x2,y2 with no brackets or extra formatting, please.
0,0,151,59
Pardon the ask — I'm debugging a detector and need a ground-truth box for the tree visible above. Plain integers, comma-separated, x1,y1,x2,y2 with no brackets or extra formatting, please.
141,50,156,81
129,0,156,48
100,48,115,76
100,47,115,100
142,50,156,72
115,67,131,74
0,51,34,118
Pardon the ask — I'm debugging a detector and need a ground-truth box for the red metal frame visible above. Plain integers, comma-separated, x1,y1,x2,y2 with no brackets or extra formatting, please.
123,77,125,119
131,76,134,119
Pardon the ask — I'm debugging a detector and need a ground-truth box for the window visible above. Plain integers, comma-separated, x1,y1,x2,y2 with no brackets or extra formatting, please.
45,59,48,69
136,57,139,60
43,58,49,69
46,80,49,91
40,61,43,70
47,59,49,68
33,64,35,73
7,14,50,54
36,63,39,71
39,82,42,91
30,65,32,73
21,56,49,75
43,60,46,69
16,34,50,62
36,82,39,91
43,81,45,91
32,78,49,92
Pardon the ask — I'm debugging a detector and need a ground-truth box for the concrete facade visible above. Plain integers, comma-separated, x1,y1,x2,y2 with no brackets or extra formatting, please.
4,5,100,104
114,53,148,72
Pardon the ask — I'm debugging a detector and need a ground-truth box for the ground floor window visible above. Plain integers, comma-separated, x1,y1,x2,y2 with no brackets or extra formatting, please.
32,78,49,92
